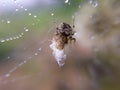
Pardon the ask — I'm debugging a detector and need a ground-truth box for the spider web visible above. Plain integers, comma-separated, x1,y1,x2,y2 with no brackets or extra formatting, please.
0,0,101,88
0,0,57,84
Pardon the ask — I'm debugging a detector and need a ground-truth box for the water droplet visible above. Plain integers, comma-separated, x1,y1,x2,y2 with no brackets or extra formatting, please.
25,29,29,32
20,5,23,8
21,33,24,35
38,48,41,51
12,0,17,3
1,39,5,42
18,62,24,67
6,38,10,41
9,67,17,73
34,15,37,18
92,2,98,7
28,13,32,16
19,35,22,37
7,56,10,59
35,53,38,56
65,0,69,3
51,13,54,16
24,60,27,63
9,37,13,40
15,8,19,11
24,9,27,11
72,15,75,19
14,1,17,3
90,35,95,40
78,5,81,8
68,2,71,5
7,20,11,24
89,0,99,7
16,36,19,39
13,37,17,39
5,74,10,78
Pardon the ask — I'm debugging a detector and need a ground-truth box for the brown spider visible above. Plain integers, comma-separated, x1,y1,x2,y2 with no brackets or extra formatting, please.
53,22,76,50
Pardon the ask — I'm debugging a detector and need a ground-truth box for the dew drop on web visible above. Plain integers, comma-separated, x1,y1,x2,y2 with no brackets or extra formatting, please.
65,0,69,4
89,0,99,7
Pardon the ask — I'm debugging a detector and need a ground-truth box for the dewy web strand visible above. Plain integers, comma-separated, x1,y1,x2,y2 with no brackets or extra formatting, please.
0,0,62,79
0,0,45,83
1,0,48,42
0,0,39,44
0,0,59,84
0,0,81,84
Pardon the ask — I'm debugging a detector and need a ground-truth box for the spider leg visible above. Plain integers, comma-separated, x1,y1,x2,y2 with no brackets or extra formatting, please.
69,36,76,44
71,37,76,43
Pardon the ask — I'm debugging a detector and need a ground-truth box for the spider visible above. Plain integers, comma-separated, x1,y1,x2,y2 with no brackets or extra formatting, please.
53,22,76,50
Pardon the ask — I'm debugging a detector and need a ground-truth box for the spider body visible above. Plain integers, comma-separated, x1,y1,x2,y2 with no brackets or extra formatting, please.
53,22,76,50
